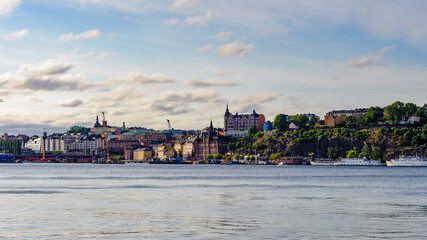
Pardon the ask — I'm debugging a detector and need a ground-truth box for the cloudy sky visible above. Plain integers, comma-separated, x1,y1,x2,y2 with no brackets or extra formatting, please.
1,0,426,135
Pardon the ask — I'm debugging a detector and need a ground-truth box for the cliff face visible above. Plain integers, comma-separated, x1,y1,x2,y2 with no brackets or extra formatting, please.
232,127,427,159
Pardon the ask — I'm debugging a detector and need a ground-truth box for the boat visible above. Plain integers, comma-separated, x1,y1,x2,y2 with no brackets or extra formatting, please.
334,157,384,166
386,156,427,167
309,158,337,166
0,153,14,163
279,156,304,165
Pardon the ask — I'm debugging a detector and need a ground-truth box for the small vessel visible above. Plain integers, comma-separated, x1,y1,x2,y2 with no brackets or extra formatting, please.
334,157,383,166
310,158,337,166
0,153,14,163
386,156,427,167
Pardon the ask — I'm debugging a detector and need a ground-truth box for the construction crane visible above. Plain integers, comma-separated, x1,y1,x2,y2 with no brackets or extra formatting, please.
102,112,111,164
167,119,172,130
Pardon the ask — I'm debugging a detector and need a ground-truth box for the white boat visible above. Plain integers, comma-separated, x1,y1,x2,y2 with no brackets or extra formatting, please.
386,156,427,167
310,158,337,166
334,157,383,166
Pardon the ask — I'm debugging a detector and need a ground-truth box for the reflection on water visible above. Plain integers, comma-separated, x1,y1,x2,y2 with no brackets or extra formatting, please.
0,164,426,239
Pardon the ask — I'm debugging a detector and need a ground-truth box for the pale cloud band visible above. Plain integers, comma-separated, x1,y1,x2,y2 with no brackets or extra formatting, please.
346,46,394,68
59,29,101,41
0,0,21,17
217,41,255,58
3,28,28,40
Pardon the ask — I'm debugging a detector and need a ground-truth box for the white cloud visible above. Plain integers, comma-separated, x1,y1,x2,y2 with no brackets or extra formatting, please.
59,29,101,41
158,90,217,102
95,52,118,60
185,11,212,26
217,41,255,58
3,28,28,40
212,31,233,41
172,0,199,9
185,76,238,87
106,72,175,86
197,44,212,53
163,18,179,25
0,59,89,92
0,0,21,17
346,46,393,68
58,98,83,107
107,32,119,38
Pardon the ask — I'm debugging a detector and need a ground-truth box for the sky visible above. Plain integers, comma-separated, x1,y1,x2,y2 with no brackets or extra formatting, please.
0,0,426,135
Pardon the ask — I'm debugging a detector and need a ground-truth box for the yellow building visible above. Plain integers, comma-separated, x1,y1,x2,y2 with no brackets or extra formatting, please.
133,148,153,160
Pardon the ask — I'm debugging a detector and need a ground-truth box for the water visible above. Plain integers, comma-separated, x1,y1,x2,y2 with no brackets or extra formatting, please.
0,163,426,239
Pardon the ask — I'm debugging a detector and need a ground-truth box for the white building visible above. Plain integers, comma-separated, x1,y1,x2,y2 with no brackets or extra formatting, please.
25,138,43,153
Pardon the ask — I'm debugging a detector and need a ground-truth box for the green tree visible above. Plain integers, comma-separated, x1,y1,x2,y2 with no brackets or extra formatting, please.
327,147,344,160
206,154,214,159
248,125,258,137
415,107,427,118
290,114,309,128
371,147,384,161
363,106,384,124
403,102,417,117
384,101,405,123
345,116,358,127
273,114,289,131
346,148,359,158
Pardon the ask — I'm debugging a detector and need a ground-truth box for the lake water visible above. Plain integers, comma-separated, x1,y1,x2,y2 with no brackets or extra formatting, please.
0,163,426,239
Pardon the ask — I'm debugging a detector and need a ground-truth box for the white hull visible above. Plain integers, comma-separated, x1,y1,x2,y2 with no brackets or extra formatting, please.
334,158,383,166
386,156,427,167
310,161,336,166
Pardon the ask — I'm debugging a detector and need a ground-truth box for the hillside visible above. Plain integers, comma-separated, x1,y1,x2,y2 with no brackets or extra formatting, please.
227,125,427,161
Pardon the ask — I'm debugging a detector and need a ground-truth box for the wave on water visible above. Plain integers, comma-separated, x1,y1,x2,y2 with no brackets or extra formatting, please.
0,190,63,194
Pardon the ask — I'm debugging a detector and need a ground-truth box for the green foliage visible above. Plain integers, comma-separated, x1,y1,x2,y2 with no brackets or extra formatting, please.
270,153,281,160
415,107,427,118
346,148,359,158
206,154,214,159
289,114,309,128
327,147,344,160
253,132,264,139
0,139,22,155
345,116,358,127
384,101,405,123
371,147,383,160
213,153,224,159
248,125,258,137
68,126,91,134
273,114,289,131
363,106,384,124
403,102,417,117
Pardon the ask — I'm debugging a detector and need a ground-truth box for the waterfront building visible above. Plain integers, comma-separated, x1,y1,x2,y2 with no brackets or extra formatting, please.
69,139,101,154
90,115,115,135
156,142,175,159
183,138,195,160
324,108,367,127
224,104,265,138
107,139,140,155
133,147,153,160
25,137,43,153
194,121,230,160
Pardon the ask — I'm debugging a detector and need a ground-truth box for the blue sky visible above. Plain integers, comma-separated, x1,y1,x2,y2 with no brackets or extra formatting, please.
0,0,426,135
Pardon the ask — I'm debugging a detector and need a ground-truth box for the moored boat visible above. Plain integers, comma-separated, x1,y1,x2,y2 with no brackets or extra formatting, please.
334,157,384,166
386,156,427,167
310,158,337,166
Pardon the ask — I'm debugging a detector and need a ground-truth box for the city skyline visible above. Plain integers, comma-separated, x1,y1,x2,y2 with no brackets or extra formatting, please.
1,0,427,135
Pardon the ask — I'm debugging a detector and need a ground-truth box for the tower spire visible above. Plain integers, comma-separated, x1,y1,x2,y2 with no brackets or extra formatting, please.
210,118,213,131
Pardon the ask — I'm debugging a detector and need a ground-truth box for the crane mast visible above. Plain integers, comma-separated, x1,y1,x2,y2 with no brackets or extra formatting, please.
102,112,111,164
